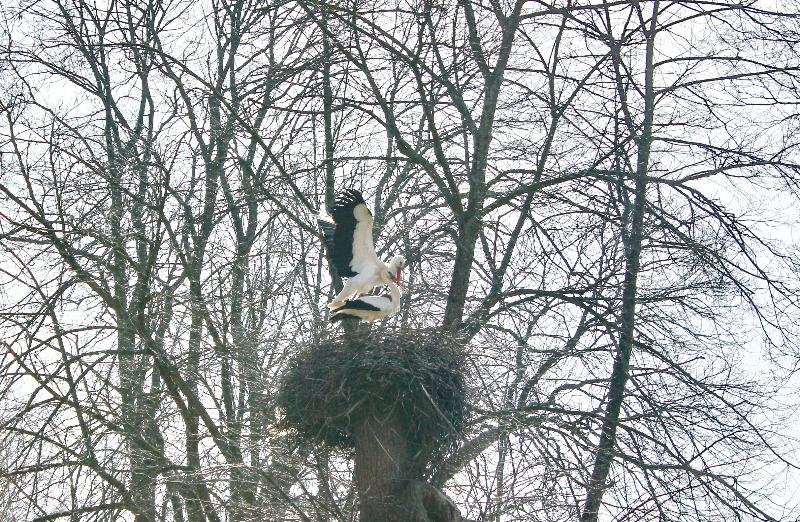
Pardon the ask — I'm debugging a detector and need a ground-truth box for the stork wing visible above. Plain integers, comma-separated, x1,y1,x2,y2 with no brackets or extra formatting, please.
318,189,377,277
336,296,384,312
318,219,337,258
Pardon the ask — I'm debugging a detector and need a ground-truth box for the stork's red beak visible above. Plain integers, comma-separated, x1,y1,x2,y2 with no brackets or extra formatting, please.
395,266,404,289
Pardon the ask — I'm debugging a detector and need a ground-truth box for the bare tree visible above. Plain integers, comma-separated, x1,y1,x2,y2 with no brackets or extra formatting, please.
1,0,800,521
301,0,800,520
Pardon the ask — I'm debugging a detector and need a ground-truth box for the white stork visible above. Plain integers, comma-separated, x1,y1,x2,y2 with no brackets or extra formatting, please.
318,188,405,309
329,281,402,322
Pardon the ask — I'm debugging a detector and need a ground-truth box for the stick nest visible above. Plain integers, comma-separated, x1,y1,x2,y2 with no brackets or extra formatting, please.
277,328,467,467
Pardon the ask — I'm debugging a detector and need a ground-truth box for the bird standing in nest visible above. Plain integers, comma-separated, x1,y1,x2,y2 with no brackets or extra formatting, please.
329,281,402,322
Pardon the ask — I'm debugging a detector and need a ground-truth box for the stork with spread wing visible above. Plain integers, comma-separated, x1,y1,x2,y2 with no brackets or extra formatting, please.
318,189,405,309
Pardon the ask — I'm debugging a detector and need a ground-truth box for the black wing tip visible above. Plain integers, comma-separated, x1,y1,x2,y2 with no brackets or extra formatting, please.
337,299,381,312
333,188,366,210
317,220,336,252
317,219,335,234
330,313,357,323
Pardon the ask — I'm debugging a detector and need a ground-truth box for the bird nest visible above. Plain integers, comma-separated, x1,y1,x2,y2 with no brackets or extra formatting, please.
277,328,467,472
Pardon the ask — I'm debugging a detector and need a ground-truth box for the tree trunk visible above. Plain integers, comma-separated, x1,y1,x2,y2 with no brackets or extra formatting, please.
580,4,659,520
354,410,408,522
353,410,462,522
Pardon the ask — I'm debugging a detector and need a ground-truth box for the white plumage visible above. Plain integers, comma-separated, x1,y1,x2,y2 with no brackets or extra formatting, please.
318,189,405,309
329,282,402,322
